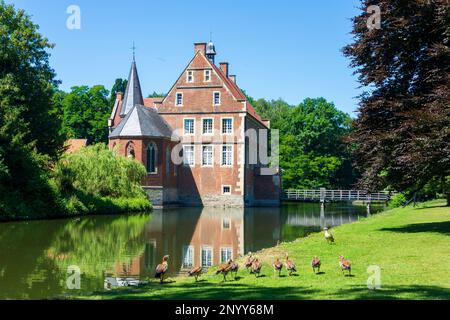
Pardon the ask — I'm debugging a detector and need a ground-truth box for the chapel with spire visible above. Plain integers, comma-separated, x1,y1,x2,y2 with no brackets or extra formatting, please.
108,41,281,208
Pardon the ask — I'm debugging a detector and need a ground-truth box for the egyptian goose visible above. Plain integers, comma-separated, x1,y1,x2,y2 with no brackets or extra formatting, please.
216,260,232,282
188,266,203,282
339,256,351,276
230,260,239,280
311,256,321,274
155,255,169,283
251,259,262,277
324,227,335,244
272,258,283,277
285,254,297,276
244,252,255,272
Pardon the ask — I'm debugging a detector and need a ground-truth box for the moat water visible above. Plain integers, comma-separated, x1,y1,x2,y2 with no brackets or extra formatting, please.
0,202,384,299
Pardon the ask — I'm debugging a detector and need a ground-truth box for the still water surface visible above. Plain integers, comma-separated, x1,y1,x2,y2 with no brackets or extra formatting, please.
0,202,384,299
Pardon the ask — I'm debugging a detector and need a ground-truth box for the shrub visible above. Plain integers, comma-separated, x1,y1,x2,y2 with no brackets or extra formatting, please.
53,144,147,198
389,193,407,209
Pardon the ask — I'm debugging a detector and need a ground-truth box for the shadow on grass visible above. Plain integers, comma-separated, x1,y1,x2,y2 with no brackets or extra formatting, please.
380,221,450,236
86,282,450,300
334,285,450,300
91,281,320,300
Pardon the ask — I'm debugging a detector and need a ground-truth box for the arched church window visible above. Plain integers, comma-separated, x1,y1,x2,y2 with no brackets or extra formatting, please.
147,142,157,174
126,142,135,159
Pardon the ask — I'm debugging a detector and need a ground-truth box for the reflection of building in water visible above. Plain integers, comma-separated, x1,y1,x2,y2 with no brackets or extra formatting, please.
111,207,281,277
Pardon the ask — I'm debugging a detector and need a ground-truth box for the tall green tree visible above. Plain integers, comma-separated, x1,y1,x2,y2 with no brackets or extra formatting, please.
250,95,355,189
343,1,450,203
0,1,64,216
279,98,354,189
59,85,110,144
109,78,127,107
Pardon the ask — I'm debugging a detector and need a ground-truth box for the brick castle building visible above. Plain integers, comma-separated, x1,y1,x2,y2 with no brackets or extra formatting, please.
108,42,281,207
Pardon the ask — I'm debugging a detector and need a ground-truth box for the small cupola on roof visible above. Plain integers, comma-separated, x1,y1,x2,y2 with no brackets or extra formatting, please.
206,41,216,64
120,59,144,117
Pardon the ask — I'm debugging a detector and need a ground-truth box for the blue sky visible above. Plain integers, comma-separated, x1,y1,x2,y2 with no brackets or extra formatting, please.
9,0,363,115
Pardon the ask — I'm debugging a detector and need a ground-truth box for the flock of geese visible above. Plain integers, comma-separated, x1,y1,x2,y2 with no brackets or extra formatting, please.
155,227,352,284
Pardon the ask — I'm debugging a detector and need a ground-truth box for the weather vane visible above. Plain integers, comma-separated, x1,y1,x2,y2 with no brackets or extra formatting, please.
131,41,136,61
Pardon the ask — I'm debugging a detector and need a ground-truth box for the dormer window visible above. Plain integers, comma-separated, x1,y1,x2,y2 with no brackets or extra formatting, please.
187,70,194,83
176,93,183,106
214,92,221,106
204,70,211,82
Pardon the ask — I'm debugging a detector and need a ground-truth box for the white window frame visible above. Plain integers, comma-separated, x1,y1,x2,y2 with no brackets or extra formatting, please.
176,92,183,106
182,245,194,269
204,69,211,82
213,91,221,106
222,185,232,195
221,117,233,135
201,246,213,268
222,218,231,229
221,145,233,167
187,70,194,83
220,247,233,263
202,145,214,167
183,145,195,166
202,117,214,135
183,118,195,136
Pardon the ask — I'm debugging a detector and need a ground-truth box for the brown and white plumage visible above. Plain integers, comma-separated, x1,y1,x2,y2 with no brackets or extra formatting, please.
284,254,297,276
324,227,335,244
272,258,283,277
251,259,262,277
155,255,169,283
188,266,203,282
339,255,351,276
216,260,232,281
311,256,321,274
230,261,239,279
244,252,255,272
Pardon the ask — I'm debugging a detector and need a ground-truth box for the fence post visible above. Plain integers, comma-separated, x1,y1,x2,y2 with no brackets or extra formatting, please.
320,188,326,203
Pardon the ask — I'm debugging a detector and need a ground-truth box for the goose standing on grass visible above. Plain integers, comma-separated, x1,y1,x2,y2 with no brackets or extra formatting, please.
251,259,262,277
230,260,239,280
272,258,283,277
324,227,335,244
284,254,297,276
155,255,169,283
244,252,255,273
188,266,203,282
339,256,352,276
311,256,321,274
216,260,232,282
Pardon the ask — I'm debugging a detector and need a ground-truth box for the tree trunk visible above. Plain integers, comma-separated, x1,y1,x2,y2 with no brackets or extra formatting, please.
447,193,450,207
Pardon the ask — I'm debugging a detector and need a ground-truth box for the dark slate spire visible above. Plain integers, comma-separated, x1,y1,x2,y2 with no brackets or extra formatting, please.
120,60,144,117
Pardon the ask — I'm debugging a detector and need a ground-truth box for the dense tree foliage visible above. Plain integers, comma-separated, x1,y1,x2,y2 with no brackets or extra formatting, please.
251,97,355,189
147,91,166,98
57,85,111,144
343,1,450,202
0,1,64,217
109,78,127,107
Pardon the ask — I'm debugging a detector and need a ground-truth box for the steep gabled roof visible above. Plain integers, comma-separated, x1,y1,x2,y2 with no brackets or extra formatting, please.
210,60,264,124
120,61,144,117
110,104,174,139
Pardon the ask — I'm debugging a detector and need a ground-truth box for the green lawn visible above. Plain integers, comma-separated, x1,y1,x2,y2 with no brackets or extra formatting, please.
80,200,450,300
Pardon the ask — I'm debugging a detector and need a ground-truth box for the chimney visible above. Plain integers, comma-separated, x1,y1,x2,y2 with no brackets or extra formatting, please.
194,43,206,55
219,62,229,77
229,75,236,84
116,92,123,101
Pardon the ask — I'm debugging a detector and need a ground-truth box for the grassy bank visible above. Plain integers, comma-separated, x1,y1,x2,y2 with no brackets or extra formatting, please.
82,200,450,300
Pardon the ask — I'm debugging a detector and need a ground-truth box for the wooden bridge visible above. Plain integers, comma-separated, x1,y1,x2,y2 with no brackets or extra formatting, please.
283,188,393,202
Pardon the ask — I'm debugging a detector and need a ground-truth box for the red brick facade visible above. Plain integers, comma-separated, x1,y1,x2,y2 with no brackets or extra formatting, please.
109,43,281,207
